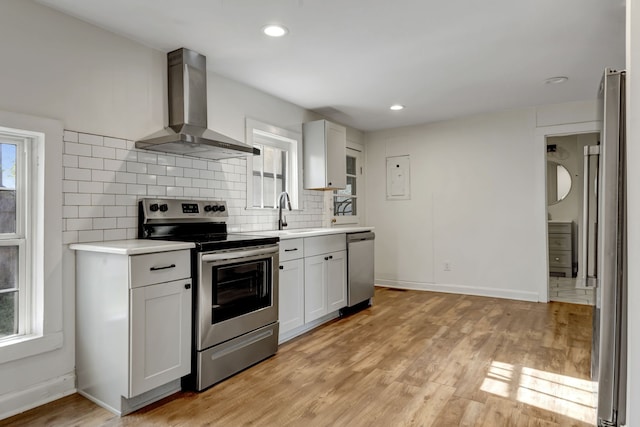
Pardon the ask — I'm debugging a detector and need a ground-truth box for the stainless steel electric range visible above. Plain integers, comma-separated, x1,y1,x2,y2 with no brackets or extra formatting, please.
138,198,279,391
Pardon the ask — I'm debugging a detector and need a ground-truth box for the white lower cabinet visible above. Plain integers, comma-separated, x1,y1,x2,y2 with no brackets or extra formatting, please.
278,259,305,334
130,279,192,397
304,250,347,322
72,245,192,415
277,234,348,342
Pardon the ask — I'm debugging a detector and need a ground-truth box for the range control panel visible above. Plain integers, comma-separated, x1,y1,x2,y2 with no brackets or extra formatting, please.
141,198,228,222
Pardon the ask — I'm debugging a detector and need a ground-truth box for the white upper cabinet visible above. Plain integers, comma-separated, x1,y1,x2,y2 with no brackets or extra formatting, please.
303,120,346,190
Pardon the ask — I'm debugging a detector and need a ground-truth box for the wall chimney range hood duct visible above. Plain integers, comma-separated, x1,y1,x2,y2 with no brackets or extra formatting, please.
135,48,259,160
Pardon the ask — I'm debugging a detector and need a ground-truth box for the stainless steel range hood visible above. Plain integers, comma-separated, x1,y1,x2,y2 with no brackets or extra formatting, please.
136,48,259,160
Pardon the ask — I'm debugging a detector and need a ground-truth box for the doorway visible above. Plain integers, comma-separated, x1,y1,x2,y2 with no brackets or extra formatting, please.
545,132,599,305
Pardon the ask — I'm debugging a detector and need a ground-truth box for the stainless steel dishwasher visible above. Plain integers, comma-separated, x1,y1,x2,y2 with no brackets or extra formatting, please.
346,231,375,307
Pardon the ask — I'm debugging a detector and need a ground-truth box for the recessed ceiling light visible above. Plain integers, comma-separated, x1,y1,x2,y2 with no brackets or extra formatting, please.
390,104,405,111
545,76,569,85
263,24,288,37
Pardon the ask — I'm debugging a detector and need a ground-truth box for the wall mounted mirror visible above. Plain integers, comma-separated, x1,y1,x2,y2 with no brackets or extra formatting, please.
547,161,572,205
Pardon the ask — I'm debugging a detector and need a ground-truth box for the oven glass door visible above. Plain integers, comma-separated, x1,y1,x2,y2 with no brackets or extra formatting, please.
198,246,279,350
212,259,271,323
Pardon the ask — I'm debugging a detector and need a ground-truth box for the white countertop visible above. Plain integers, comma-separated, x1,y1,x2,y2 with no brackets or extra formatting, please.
69,239,195,255
238,226,374,240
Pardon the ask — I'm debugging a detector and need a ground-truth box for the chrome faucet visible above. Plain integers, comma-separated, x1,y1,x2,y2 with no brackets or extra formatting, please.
278,191,292,230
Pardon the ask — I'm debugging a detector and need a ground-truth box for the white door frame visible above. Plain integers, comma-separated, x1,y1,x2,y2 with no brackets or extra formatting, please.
535,121,602,302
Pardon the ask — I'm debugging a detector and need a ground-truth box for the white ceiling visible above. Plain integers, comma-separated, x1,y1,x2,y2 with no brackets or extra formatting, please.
37,0,625,131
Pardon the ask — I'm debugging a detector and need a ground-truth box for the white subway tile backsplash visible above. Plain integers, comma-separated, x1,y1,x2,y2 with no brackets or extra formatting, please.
176,157,192,168
63,131,79,143
79,133,104,146
65,193,92,206
78,230,103,243
137,152,158,164
157,176,175,186
104,228,127,241
116,149,137,161
199,170,215,180
63,206,78,218
117,217,137,228
92,170,116,183
104,206,126,217
126,161,147,174
79,206,104,218
63,154,78,168
103,182,126,194
104,137,127,149
62,130,328,244
93,217,117,229
65,142,92,157
63,180,78,193
147,164,167,175
157,155,175,166
184,168,199,178
62,231,78,244
115,195,137,206
147,186,166,196
184,187,199,197
78,181,104,194
166,186,184,197
193,159,207,170
166,166,183,177
116,172,137,184
175,177,192,187
67,218,94,231
92,146,116,159
126,184,146,195
65,168,92,181
92,194,116,206
137,174,156,185
103,159,125,171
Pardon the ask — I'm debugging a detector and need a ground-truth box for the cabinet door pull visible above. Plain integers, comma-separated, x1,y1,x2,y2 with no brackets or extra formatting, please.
324,256,329,261
279,265,284,270
284,248,298,252
185,283,191,289
329,255,333,260
150,264,176,271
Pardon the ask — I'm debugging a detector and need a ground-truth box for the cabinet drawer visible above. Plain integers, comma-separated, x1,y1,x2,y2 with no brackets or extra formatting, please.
304,234,346,257
548,234,571,251
280,238,304,261
548,222,571,234
549,251,572,268
129,249,191,288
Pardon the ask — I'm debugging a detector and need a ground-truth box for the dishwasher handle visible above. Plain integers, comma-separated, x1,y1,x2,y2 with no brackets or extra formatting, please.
347,232,375,243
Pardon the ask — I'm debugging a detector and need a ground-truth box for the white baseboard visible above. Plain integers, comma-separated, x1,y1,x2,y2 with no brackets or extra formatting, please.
375,280,540,302
0,373,76,421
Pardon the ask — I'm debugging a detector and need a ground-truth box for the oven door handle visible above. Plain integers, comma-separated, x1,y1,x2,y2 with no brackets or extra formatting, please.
201,246,278,262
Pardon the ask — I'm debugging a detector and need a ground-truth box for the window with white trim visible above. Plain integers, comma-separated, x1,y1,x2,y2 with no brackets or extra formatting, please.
0,133,31,341
246,119,302,210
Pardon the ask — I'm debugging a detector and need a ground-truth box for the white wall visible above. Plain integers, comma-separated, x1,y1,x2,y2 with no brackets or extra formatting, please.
365,103,598,302
0,0,345,419
625,0,638,424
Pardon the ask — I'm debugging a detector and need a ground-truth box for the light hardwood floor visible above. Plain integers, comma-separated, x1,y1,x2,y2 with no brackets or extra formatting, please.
0,287,596,427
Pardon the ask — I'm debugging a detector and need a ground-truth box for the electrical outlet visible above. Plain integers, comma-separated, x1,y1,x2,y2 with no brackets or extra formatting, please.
443,261,451,271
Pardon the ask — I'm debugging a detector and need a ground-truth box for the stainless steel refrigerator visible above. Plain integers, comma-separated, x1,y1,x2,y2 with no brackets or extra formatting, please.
583,68,627,427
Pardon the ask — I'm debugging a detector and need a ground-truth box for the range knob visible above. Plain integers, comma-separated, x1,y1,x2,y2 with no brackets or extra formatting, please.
159,204,169,212
218,205,226,212
211,205,221,212
150,203,159,212
204,205,213,212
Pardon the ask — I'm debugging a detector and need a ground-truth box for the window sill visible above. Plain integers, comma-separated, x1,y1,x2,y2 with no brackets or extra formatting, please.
0,331,63,365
